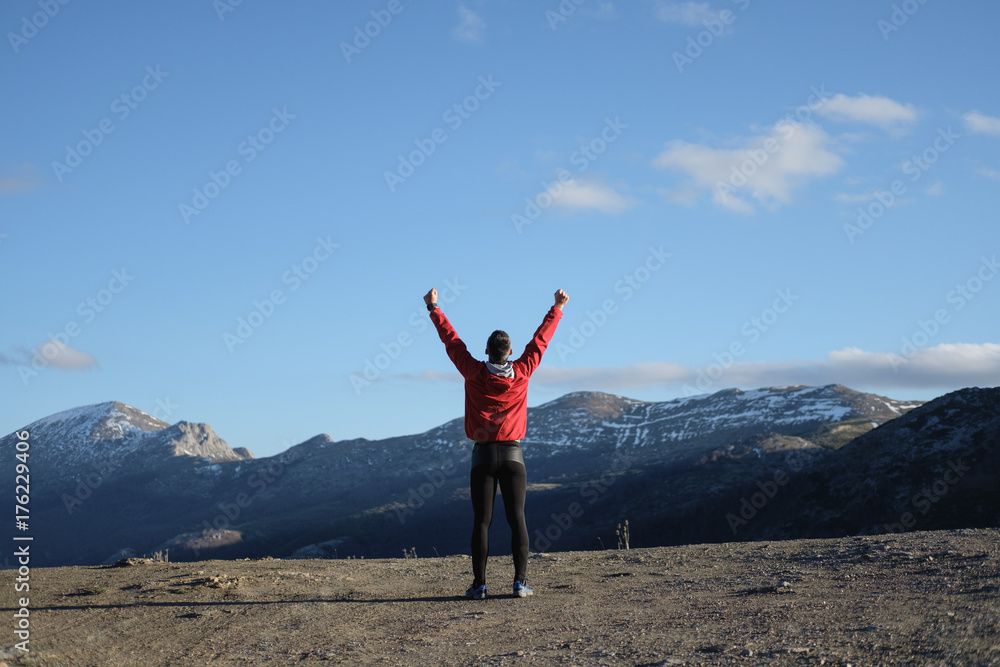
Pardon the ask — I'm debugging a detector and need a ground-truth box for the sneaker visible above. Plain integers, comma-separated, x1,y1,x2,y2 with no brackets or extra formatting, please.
465,583,487,600
513,579,533,598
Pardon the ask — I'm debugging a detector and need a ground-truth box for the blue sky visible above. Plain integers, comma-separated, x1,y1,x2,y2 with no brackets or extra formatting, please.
3,0,999,458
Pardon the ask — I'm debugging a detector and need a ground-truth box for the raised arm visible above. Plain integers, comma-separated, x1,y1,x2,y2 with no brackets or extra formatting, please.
516,290,567,376
425,288,479,378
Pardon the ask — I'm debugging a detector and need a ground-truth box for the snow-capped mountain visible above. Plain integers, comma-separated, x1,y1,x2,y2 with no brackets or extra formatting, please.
3,401,251,491
260,384,921,487
521,384,919,462
5,385,997,568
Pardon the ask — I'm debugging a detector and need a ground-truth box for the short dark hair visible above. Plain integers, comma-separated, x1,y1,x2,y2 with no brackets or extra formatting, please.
487,330,511,363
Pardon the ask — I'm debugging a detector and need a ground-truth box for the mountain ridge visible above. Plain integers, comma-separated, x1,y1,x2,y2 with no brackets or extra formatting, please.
5,384,997,568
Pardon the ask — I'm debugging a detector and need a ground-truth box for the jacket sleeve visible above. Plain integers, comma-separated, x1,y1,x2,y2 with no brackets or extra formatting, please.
429,308,480,378
515,306,563,377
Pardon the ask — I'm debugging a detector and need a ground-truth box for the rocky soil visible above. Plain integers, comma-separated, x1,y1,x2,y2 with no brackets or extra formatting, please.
2,528,998,666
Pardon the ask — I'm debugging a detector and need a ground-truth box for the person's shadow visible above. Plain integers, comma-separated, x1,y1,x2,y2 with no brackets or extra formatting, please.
7,594,487,613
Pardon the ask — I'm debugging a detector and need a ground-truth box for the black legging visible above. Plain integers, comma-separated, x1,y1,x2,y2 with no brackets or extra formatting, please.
470,445,528,586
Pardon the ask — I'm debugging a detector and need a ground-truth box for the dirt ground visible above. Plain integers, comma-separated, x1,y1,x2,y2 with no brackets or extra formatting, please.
2,528,998,666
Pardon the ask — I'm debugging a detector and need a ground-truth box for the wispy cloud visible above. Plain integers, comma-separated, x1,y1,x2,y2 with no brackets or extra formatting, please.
654,1,719,25
0,163,41,194
925,180,944,196
834,192,876,204
526,343,1000,392
452,3,485,43
392,369,461,383
975,165,1000,181
653,122,843,213
814,93,917,134
547,178,631,214
534,362,690,389
963,110,1000,137
583,2,618,21
406,343,1000,395
1,339,99,371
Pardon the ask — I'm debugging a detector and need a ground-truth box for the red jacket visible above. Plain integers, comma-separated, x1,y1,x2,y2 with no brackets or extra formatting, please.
430,305,563,442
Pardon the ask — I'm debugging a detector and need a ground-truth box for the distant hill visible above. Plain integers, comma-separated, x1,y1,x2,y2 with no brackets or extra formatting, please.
3,385,997,568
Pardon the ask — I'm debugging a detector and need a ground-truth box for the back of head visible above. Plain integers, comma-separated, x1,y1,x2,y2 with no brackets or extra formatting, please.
486,330,511,364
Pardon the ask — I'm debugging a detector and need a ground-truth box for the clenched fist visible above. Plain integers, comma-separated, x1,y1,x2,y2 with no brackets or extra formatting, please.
554,289,569,310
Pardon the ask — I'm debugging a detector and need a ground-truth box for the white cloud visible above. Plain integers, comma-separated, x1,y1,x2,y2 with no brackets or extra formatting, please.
652,122,843,213
1,339,99,371
533,362,690,389
532,344,1000,393
654,1,719,25
925,180,944,196
659,185,699,206
815,93,917,133
825,344,1000,389
407,343,1000,395
834,192,876,204
834,191,907,208
975,165,1000,181
583,2,618,20
963,110,1000,137
392,369,461,383
38,339,100,370
547,178,631,214
0,163,40,195
452,4,485,43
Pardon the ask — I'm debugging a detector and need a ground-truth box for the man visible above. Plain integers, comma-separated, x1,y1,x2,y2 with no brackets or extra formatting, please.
424,287,568,599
